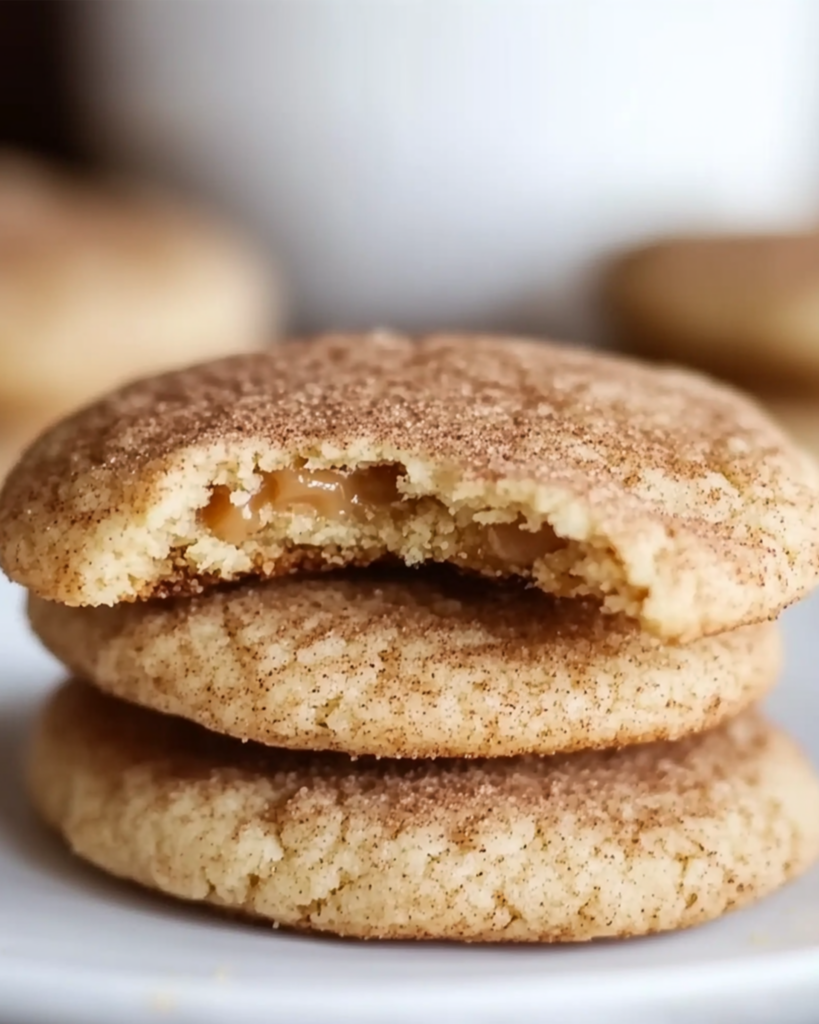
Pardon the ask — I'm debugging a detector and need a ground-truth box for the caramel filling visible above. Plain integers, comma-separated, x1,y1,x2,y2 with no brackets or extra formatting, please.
202,465,402,546
200,464,563,568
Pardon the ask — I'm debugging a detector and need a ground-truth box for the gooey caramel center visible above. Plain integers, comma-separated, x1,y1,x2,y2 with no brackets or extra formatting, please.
200,464,564,567
202,465,402,546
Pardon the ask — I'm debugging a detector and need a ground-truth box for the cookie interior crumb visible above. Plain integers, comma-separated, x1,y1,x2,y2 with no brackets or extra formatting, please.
140,452,649,619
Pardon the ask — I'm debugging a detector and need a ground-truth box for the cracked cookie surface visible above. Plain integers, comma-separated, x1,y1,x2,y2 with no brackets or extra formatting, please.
29,680,819,941
29,569,782,758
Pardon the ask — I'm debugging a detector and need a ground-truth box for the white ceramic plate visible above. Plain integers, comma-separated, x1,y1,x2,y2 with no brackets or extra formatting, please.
1,575,817,1024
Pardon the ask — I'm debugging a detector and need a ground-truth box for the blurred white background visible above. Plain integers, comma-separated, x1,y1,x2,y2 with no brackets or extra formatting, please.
74,0,819,339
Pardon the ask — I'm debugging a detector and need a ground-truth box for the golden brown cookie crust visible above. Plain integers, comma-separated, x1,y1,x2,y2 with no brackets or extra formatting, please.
30,681,819,942
28,570,782,758
3,333,818,640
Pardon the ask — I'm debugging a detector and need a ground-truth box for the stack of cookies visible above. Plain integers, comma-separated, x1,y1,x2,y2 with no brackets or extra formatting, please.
3,333,819,942
604,232,819,459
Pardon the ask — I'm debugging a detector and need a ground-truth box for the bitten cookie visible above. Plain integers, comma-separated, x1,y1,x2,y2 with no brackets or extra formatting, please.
3,333,818,640
29,681,819,942
0,151,280,420
28,569,781,758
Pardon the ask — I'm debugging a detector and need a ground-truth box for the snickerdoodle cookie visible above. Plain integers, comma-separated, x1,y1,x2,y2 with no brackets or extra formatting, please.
3,333,817,640
28,570,781,758
29,680,819,942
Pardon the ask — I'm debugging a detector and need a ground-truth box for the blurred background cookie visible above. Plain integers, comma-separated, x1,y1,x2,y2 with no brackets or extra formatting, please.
604,232,819,457
605,233,819,392
759,395,819,459
0,152,283,475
